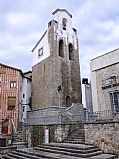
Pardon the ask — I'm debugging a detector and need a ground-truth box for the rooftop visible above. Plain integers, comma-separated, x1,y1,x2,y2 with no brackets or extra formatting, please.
52,8,72,18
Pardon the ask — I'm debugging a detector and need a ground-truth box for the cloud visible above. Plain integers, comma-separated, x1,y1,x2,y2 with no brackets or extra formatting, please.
0,30,43,69
0,0,119,79
6,12,36,26
71,0,119,80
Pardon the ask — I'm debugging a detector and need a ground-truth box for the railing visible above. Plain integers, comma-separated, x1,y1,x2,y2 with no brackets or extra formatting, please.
2,107,17,133
26,105,119,124
84,109,119,122
26,104,84,125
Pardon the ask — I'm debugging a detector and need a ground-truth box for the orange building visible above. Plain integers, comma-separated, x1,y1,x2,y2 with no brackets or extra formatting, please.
0,63,31,135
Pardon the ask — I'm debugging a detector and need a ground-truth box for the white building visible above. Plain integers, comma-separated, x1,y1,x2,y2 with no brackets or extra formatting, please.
90,48,119,112
19,72,32,126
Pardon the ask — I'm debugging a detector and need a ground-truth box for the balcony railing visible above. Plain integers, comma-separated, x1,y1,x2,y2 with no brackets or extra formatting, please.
84,109,119,122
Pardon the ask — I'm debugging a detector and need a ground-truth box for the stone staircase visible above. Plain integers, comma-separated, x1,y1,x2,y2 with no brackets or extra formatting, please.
2,125,118,159
2,142,117,159
11,131,27,149
64,124,85,144
12,132,23,143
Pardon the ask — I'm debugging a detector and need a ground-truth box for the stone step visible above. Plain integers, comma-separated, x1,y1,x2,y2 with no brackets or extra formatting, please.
89,153,118,159
34,146,103,158
2,150,43,159
64,140,85,144
69,136,85,138
70,131,85,134
66,138,85,141
66,137,85,141
12,141,27,149
42,143,118,158
69,130,85,133
12,139,23,142
70,133,85,137
4,152,28,159
37,144,101,154
12,138,22,140
2,154,17,159
2,144,117,159
68,134,85,136
19,148,85,159
12,140,23,143
65,139,85,142
16,149,60,159
12,136,22,138
16,149,78,159
70,130,85,132
12,150,42,159
45,143,97,150
69,135,85,138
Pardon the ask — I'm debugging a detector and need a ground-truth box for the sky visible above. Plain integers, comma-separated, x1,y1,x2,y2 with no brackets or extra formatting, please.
0,0,119,80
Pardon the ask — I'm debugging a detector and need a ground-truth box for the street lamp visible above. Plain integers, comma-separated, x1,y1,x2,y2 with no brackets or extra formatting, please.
109,75,117,114
57,85,62,124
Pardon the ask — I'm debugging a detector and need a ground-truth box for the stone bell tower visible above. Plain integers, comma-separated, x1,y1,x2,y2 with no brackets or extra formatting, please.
32,9,82,109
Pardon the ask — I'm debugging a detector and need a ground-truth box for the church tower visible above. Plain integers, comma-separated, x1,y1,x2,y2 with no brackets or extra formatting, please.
32,9,82,109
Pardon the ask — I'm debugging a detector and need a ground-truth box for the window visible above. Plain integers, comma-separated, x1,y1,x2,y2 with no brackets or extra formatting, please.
2,119,9,134
7,97,16,110
62,18,67,30
23,94,25,98
66,96,71,107
69,43,74,61
38,47,43,58
0,66,6,74
23,106,25,112
59,40,64,57
110,92,119,112
10,81,16,88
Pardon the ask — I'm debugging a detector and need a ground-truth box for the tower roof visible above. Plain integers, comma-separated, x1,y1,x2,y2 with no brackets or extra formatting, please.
52,8,72,18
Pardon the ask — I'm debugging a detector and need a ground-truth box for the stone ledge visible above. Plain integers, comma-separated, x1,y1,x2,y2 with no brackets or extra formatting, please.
84,119,119,124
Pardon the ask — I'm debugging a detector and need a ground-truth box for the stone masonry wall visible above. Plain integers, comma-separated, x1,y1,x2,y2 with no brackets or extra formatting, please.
84,120,119,155
95,63,119,111
50,125,70,142
23,122,119,156
23,123,84,147
24,125,69,147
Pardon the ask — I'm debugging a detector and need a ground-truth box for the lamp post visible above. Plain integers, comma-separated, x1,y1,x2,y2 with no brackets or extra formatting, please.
57,85,62,124
109,75,116,114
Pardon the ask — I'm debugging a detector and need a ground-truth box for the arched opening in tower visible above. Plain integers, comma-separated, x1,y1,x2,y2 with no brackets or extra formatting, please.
69,43,74,60
59,40,64,57
66,96,71,107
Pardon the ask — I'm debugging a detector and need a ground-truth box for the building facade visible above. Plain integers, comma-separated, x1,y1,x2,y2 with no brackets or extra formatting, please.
90,48,119,112
20,73,32,125
32,9,82,109
0,63,31,134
